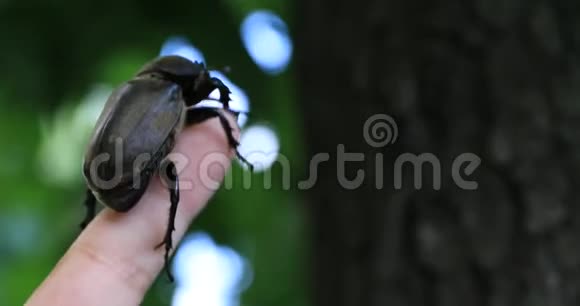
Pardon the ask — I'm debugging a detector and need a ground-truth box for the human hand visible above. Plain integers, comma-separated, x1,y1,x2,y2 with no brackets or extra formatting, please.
26,115,237,306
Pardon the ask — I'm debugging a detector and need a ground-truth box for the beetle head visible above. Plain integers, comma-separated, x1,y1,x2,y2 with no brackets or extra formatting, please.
137,55,206,80
137,55,219,106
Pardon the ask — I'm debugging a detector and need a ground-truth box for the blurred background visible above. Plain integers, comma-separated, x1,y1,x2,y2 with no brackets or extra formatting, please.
2,0,580,306
0,1,306,305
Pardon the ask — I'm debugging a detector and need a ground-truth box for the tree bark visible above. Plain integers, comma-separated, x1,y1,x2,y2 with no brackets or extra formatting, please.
296,1,580,305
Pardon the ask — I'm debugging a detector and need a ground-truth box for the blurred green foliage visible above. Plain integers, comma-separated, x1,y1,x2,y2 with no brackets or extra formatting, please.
0,0,308,305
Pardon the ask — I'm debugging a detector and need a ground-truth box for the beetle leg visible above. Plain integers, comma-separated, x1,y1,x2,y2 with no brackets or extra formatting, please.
186,107,254,171
210,77,231,109
155,160,179,282
214,110,254,171
187,77,231,108
80,189,96,229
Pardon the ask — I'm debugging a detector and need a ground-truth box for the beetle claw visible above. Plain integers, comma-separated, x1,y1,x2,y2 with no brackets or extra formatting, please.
156,234,175,282
235,150,254,172
154,240,167,250
155,232,174,250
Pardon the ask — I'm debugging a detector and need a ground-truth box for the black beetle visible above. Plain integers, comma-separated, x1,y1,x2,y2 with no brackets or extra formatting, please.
81,55,252,282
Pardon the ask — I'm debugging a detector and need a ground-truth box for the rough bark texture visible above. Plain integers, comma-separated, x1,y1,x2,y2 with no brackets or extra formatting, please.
296,1,580,305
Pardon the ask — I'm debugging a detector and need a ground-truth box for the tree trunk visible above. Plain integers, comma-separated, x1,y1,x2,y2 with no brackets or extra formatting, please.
296,1,580,305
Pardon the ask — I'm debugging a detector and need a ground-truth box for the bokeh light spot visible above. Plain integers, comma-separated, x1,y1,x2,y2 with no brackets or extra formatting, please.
38,85,111,185
237,125,280,171
241,10,293,75
172,232,249,306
